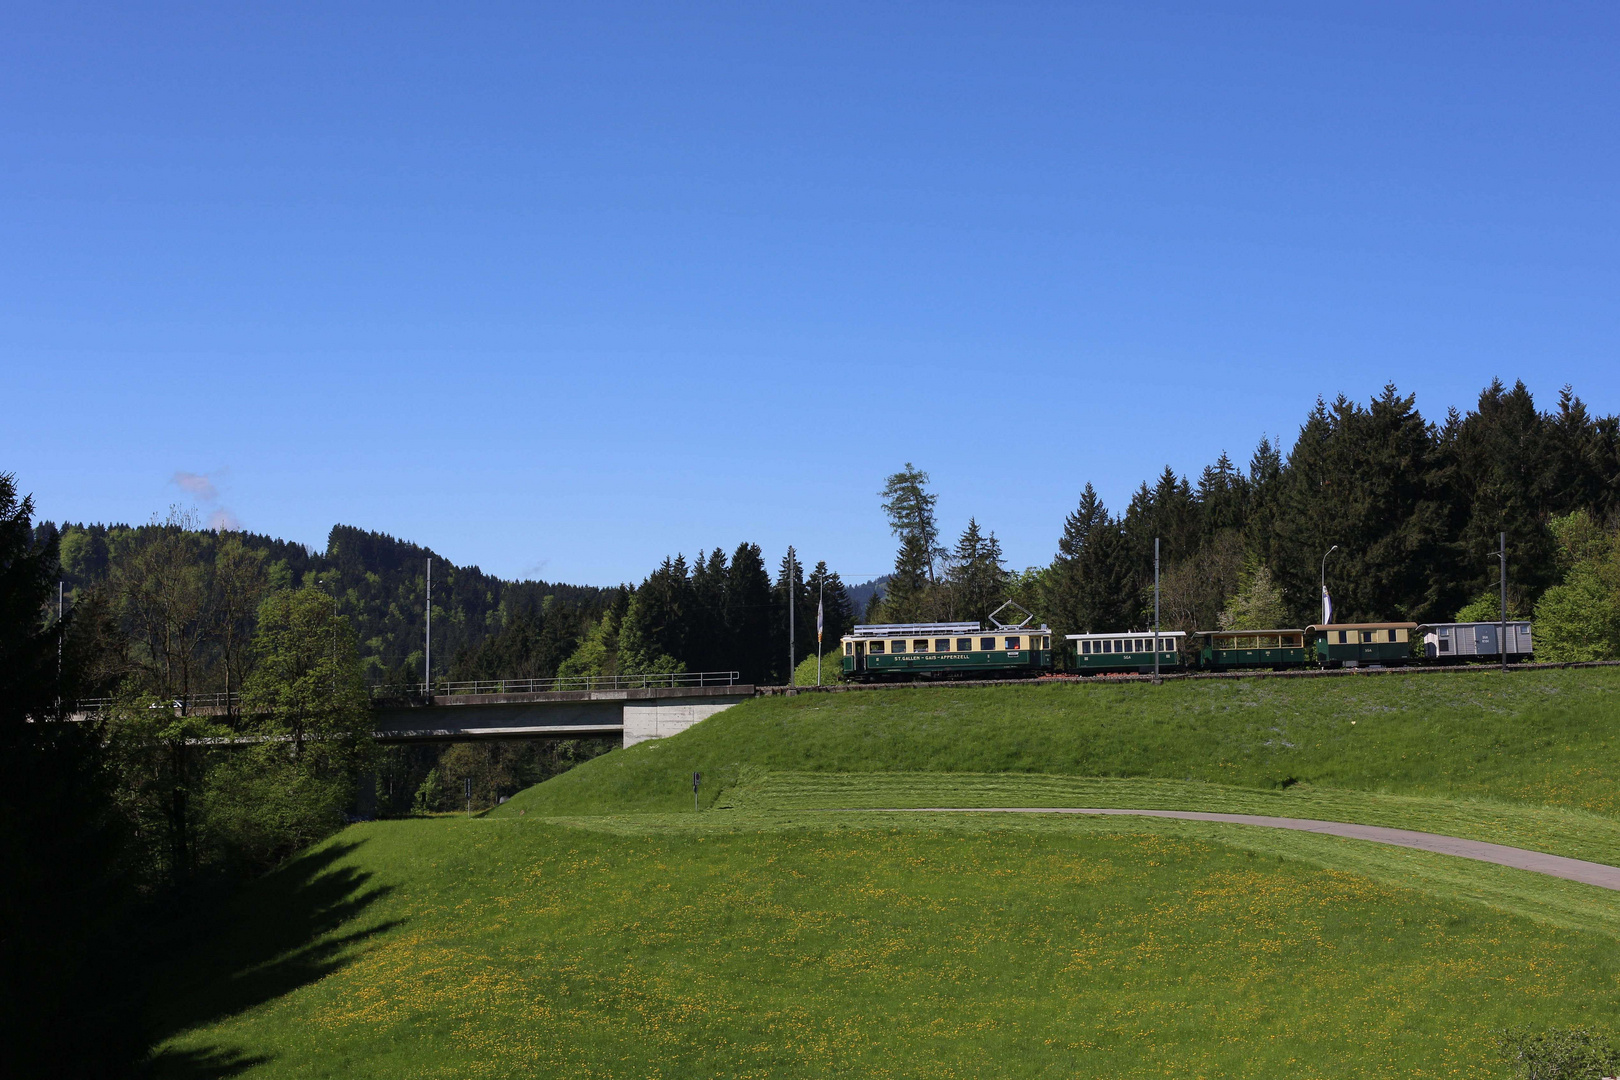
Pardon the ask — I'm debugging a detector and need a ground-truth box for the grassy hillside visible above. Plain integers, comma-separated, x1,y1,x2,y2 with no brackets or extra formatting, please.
151,813,1620,1079
494,667,1620,817
150,668,1620,1078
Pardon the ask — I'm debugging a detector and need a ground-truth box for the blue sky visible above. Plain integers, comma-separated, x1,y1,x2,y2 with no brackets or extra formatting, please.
4,1,1617,585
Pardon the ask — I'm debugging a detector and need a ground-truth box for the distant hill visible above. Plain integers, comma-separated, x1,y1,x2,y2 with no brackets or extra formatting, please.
37,518,617,681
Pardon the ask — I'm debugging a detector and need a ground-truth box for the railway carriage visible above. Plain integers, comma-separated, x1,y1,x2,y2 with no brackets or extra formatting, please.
1419,621,1532,663
1066,631,1185,674
1192,629,1309,671
1307,622,1418,667
841,622,1054,681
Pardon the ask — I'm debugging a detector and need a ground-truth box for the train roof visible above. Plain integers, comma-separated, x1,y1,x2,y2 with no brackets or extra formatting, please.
1417,621,1531,630
1065,630,1186,639
850,622,981,636
1190,628,1305,636
1305,622,1418,632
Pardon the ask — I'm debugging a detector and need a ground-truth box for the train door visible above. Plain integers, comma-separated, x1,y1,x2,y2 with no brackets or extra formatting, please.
1475,623,1497,657
854,642,866,673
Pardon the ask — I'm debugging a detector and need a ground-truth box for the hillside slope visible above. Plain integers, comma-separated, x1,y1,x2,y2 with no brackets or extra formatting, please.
151,812,1620,1079
493,668,1620,817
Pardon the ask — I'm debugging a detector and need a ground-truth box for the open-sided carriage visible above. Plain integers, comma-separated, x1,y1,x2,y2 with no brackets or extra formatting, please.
1192,629,1309,671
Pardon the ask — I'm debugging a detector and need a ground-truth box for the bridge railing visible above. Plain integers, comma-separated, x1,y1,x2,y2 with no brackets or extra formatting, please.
370,671,742,701
71,672,743,714
69,692,239,714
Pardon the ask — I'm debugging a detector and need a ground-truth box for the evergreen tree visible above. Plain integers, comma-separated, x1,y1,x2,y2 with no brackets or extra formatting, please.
724,542,777,684
947,518,1009,624
1196,451,1249,543
617,556,692,673
1046,484,1133,636
878,464,942,620
1442,379,1558,604
1,473,143,1076
1272,387,1449,623
805,561,854,652
774,547,813,671
687,548,730,673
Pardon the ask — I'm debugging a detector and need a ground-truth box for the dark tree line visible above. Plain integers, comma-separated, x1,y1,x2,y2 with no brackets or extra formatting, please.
612,542,855,684
1046,381,1620,639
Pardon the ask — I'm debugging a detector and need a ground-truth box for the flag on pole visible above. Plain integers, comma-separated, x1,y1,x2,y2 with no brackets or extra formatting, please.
816,595,824,643
1320,585,1333,625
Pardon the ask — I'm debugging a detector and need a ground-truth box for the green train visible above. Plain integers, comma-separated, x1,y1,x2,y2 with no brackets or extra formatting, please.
845,616,1522,682
1067,621,1436,674
841,621,1054,681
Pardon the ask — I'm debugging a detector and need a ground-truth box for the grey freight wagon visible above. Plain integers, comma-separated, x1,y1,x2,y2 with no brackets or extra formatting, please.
1420,621,1532,663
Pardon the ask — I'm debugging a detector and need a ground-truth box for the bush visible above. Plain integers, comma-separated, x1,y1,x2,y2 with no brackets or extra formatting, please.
1497,1027,1619,1080
791,647,845,686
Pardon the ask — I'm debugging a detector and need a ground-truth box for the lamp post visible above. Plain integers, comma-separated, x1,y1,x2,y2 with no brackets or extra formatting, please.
1498,533,1508,673
1152,537,1161,685
1320,545,1339,624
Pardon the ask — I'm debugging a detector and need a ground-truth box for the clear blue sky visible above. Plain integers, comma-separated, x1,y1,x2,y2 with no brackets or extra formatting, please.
4,2,1617,585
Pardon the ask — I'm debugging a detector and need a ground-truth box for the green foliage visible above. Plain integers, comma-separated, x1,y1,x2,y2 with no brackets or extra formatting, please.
1534,512,1620,662
222,587,374,871
557,609,622,679
1218,562,1288,630
1497,1027,1620,1080
790,646,845,686
413,767,448,814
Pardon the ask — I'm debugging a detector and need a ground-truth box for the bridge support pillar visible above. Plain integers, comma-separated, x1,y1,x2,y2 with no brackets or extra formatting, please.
623,697,743,747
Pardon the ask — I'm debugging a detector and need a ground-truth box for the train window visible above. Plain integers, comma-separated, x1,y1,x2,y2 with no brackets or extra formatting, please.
1114,640,1124,652
1163,640,1175,653
1080,640,1091,654
891,640,905,653
1337,631,1348,644
870,641,884,654
844,643,853,655
1005,637,1021,650
1438,639,1451,652
981,637,995,650
1361,631,1374,643
956,638,972,651
1389,629,1401,642
1098,640,1109,653
1043,636,1050,649
914,639,930,652
935,638,950,652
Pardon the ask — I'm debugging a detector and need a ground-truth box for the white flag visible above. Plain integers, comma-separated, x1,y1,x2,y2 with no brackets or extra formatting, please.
816,596,824,642
1320,585,1333,625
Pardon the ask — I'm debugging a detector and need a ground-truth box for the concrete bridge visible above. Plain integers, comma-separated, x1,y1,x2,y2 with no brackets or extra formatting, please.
372,682,754,746
70,673,755,748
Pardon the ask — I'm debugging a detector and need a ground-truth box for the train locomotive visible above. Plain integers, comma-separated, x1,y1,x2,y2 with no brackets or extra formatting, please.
841,620,1054,681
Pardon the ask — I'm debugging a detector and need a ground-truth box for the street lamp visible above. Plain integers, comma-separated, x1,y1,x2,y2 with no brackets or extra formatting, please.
1320,545,1339,625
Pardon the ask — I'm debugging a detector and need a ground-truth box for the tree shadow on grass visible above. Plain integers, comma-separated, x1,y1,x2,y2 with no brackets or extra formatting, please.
144,837,402,1076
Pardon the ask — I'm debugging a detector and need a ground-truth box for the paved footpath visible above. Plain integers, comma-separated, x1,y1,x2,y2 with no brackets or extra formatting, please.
851,808,1620,891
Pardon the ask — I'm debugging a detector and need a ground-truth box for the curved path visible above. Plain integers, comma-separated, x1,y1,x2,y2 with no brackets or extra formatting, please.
846,808,1620,891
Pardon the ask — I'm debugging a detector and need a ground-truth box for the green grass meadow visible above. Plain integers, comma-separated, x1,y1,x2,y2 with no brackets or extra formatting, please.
150,668,1620,1078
